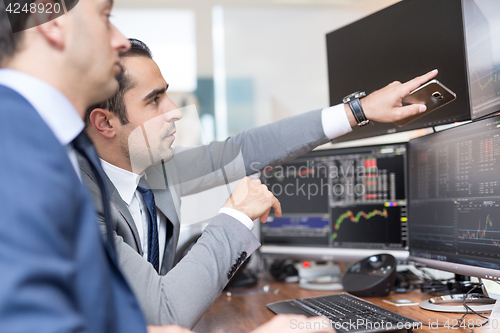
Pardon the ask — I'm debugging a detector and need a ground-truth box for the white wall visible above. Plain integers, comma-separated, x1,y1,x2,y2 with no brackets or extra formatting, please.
224,7,364,127
111,9,197,92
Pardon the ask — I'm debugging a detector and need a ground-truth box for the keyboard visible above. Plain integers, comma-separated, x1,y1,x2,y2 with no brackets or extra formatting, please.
267,293,422,333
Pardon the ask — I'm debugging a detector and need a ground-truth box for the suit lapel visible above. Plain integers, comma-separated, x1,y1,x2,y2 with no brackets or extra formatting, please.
107,180,143,255
78,152,143,257
153,186,179,272
145,162,180,227
153,190,178,224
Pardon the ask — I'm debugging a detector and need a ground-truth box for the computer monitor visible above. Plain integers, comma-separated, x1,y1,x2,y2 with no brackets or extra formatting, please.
326,0,471,143
463,0,500,120
408,115,500,281
259,143,409,262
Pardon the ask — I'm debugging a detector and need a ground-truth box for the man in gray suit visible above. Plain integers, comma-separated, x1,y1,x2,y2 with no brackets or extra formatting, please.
82,39,437,328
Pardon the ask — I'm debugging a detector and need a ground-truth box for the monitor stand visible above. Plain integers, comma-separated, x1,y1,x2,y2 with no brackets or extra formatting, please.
419,293,496,313
419,275,497,313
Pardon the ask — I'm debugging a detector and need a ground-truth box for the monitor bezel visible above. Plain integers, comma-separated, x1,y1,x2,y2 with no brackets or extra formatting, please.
260,245,409,262
408,256,500,280
462,0,500,121
407,114,500,281
326,0,472,143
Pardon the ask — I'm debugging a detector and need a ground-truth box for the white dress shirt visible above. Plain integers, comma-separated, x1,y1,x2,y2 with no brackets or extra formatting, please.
322,103,353,140
0,69,84,176
101,159,167,268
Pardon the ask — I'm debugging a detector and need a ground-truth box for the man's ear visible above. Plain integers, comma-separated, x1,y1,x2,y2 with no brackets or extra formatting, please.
89,108,117,139
28,0,66,50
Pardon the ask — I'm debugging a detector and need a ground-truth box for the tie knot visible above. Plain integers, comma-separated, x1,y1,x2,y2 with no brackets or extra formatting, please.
137,186,153,196
137,186,155,209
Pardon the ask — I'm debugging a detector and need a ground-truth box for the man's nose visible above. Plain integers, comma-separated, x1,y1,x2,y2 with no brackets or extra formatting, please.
163,104,183,122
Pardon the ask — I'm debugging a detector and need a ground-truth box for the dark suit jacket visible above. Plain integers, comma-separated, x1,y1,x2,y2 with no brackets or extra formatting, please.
0,85,147,333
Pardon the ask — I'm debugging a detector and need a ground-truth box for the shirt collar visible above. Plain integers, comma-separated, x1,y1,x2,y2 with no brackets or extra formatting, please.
0,69,83,146
100,159,143,205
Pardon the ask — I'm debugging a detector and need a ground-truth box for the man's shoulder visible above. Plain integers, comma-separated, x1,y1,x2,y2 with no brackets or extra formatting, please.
0,84,36,115
77,152,95,182
0,83,78,201
0,84,54,139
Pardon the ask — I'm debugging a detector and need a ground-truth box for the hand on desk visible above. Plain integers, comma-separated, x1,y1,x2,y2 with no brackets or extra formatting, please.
345,69,439,126
223,177,282,223
147,315,335,333
147,325,193,333
250,315,335,333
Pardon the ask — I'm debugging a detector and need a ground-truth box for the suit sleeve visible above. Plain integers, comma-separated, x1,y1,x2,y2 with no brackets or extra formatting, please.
114,214,259,328
227,108,329,173
0,107,87,332
168,109,330,196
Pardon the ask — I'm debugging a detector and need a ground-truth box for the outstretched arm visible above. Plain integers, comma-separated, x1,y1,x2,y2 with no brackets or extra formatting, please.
168,70,438,196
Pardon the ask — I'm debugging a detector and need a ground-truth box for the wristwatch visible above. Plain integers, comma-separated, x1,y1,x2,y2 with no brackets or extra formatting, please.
343,91,370,127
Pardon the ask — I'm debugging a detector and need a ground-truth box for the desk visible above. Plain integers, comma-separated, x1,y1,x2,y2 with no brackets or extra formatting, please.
193,280,492,333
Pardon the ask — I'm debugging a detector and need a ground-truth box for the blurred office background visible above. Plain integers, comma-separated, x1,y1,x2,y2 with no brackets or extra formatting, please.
111,0,402,244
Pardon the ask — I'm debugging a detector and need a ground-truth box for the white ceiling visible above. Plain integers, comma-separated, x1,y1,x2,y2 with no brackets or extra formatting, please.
115,0,401,13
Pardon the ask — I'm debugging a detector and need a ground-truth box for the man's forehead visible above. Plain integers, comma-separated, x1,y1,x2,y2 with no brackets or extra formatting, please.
87,0,112,11
123,56,166,93
99,0,113,8
81,0,112,12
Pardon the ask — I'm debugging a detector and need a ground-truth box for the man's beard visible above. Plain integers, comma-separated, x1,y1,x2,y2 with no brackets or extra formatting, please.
125,128,175,174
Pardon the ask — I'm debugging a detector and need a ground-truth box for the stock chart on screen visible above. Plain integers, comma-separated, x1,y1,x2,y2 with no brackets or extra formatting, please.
261,144,408,251
409,116,500,265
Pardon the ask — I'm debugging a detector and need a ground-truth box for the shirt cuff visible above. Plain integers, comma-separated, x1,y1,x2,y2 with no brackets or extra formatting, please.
218,207,254,231
321,103,353,140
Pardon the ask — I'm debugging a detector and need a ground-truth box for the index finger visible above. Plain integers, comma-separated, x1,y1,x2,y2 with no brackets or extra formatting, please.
401,69,438,93
272,196,282,217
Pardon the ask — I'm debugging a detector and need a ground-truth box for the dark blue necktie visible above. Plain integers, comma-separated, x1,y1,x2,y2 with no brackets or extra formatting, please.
137,186,160,273
73,131,116,256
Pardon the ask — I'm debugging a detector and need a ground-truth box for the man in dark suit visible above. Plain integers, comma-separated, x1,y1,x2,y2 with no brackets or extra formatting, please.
0,2,334,333
0,0,153,332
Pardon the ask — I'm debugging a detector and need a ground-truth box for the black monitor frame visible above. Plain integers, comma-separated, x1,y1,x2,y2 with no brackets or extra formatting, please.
408,115,500,280
326,0,471,143
462,0,500,121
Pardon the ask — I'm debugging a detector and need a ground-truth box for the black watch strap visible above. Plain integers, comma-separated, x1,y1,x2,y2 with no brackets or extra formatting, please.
348,98,370,127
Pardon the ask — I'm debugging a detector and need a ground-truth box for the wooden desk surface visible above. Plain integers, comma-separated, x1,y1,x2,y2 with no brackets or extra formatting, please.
193,279,493,333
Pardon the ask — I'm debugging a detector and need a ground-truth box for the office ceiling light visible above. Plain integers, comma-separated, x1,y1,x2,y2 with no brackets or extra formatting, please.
273,0,353,5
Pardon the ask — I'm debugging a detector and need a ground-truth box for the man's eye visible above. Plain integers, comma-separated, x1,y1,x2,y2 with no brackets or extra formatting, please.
151,97,159,105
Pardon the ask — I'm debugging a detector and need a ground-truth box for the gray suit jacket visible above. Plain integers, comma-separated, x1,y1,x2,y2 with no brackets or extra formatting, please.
80,109,331,328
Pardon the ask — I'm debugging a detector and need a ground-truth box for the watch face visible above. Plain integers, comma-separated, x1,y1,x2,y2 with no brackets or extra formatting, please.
343,91,365,103
343,91,360,103
354,92,366,99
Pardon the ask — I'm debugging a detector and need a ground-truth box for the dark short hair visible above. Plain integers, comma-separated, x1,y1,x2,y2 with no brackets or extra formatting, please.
85,38,153,126
0,1,78,66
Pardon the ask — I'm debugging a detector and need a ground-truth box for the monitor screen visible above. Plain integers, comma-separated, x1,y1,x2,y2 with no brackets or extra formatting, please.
326,0,471,143
408,115,500,279
260,144,409,262
463,0,500,120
